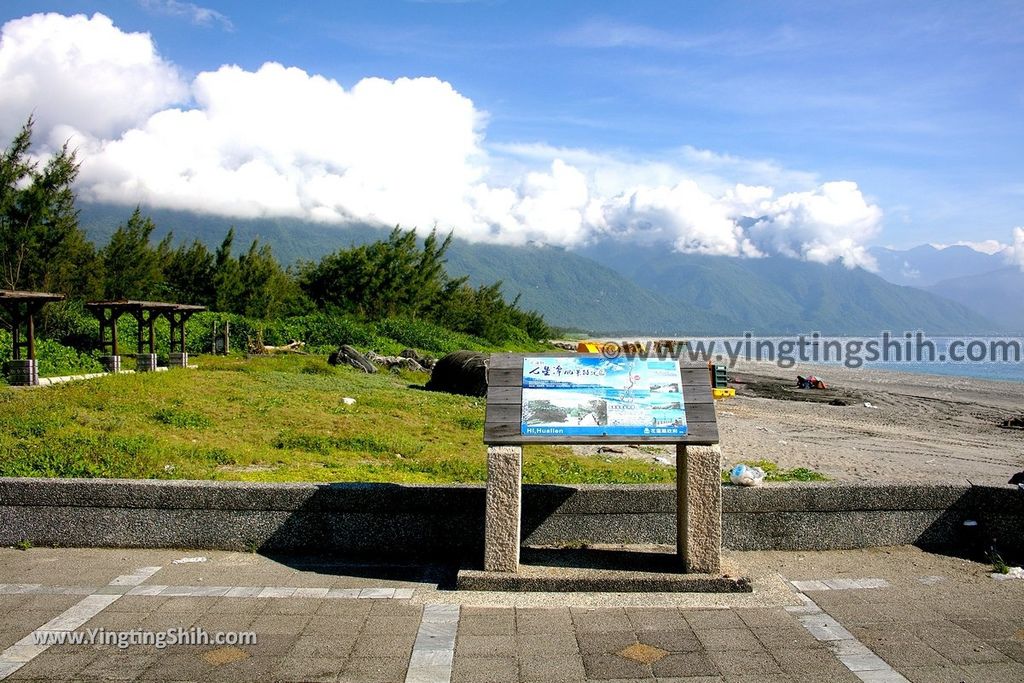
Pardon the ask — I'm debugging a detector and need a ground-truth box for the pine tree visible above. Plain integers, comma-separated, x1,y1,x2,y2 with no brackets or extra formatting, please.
0,116,95,294
100,208,165,300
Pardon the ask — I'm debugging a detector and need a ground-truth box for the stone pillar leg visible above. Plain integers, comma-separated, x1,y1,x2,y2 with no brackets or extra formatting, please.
676,444,722,574
484,445,523,573
100,355,121,373
136,353,159,372
168,352,188,368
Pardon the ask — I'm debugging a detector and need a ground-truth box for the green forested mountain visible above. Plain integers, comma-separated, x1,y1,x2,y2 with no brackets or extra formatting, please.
579,242,1002,334
76,203,1002,335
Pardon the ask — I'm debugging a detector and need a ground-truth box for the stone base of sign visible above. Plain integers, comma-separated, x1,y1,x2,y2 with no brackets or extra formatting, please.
168,352,188,368
4,359,38,386
677,444,723,574
136,354,159,372
484,445,522,572
456,565,750,592
100,355,121,373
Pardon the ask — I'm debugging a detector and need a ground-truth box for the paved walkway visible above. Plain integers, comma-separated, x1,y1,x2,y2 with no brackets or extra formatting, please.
0,546,1020,682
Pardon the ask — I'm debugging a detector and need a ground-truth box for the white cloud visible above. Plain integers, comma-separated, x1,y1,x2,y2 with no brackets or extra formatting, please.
1008,227,1024,269
743,182,883,269
1,11,888,268
0,13,187,140
929,240,1009,255
140,1,233,31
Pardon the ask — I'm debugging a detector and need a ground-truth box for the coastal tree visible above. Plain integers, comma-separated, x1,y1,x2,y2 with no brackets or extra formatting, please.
0,116,97,295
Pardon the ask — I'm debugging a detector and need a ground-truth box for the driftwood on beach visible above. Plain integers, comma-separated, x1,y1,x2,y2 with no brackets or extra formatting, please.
328,345,377,373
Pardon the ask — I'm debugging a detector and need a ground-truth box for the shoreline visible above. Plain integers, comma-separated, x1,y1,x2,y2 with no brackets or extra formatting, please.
569,355,1024,486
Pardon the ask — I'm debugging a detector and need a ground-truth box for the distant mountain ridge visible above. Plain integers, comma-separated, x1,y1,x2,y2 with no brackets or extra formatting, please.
868,244,1024,333
77,203,1004,335
868,244,1005,287
579,242,1001,335
927,267,1024,333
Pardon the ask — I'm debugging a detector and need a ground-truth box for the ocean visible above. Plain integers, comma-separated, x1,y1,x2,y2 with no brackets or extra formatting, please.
647,336,1024,385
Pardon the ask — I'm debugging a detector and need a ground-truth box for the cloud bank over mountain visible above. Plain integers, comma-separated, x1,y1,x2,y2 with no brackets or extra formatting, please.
1009,227,1024,269
1,11,895,269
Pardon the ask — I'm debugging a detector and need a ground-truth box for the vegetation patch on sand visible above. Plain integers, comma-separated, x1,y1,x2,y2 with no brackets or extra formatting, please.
0,354,678,484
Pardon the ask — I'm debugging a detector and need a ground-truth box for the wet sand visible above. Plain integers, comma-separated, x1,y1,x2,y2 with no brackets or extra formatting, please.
574,359,1024,485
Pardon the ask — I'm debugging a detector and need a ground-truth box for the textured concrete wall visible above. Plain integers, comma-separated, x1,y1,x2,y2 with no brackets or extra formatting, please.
0,478,1019,559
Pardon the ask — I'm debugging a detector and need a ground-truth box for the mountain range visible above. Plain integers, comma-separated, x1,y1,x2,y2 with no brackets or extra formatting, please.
76,203,1018,335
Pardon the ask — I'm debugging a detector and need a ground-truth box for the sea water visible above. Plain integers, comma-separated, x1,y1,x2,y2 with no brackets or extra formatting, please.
669,336,1024,384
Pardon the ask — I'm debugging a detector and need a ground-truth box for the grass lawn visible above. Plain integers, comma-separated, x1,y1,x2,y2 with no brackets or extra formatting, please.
0,354,680,484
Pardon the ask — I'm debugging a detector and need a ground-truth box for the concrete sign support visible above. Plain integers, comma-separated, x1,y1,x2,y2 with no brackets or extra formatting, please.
482,352,722,577
484,445,523,572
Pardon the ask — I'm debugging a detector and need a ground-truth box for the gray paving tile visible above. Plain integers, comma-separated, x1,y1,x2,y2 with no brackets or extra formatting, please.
518,632,580,658
624,608,690,632
520,654,586,682
456,634,515,658
287,632,357,659
451,655,517,683
707,648,782,676
4,649,98,680
751,626,824,650
459,615,514,636
683,610,746,630
249,612,312,634
576,630,637,655
572,609,633,634
637,629,702,653
957,662,1024,683
694,628,765,652
582,653,651,680
735,608,791,629
771,646,852,674
339,655,409,682
370,601,422,618
650,651,720,678
273,655,347,683
363,615,422,635
75,651,161,681
515,608,573,635
899,665,970,683
351,631,416,658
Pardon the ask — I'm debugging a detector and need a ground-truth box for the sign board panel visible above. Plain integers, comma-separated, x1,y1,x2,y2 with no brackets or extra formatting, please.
520,356,687,437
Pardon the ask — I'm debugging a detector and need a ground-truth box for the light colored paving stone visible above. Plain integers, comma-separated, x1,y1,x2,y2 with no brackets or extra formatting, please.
406,604,459,683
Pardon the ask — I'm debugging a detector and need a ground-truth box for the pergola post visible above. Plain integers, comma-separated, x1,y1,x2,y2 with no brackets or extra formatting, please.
0,291,65,386
131,309,160,372
163,305,204,368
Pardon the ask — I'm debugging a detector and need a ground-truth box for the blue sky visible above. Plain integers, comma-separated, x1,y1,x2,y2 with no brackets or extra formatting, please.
1,1,1022,264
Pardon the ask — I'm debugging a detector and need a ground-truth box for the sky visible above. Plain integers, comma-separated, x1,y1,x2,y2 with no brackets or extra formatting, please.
1,0,1022,270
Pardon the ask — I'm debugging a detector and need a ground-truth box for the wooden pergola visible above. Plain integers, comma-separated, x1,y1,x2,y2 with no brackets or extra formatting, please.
84,300,206,356
0,290,65,361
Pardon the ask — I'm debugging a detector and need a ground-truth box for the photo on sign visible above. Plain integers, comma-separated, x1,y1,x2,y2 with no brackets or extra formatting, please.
520,356,687,437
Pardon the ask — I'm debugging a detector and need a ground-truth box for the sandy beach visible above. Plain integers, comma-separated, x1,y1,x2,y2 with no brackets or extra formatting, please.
574,359,1024,485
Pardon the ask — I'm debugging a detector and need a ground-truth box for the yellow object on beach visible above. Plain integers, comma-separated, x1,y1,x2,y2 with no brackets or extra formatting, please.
576,341,622,354
713,387,736,400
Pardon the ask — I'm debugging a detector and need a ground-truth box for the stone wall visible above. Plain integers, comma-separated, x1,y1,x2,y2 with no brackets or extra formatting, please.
0,478,1020,561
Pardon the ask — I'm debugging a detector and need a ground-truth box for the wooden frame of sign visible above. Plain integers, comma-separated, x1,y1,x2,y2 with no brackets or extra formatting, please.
483,353,722,574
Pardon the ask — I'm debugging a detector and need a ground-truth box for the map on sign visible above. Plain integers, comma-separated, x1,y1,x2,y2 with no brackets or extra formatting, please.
520,356,687,437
